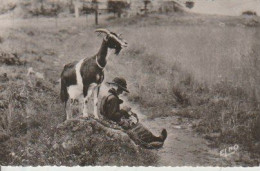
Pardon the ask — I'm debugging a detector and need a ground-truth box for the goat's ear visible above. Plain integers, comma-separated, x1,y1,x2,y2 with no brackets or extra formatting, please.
104,35,109,41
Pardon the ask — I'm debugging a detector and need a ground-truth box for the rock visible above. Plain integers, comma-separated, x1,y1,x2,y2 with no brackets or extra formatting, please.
173,125,182,129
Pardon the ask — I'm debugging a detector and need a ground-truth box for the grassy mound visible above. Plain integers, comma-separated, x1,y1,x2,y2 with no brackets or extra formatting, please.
53,119,156,166
0,68,157,165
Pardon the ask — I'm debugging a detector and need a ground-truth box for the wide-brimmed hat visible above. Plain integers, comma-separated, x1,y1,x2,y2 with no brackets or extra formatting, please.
107,77,129,93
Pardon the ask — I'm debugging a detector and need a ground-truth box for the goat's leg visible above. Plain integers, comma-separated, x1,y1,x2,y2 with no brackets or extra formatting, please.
63,102,67,121
83,84,95,118
83,96,90,118
93,85,100,119
66,100,73,120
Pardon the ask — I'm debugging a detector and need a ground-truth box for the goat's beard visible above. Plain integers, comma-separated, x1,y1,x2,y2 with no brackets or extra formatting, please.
115,47,122,55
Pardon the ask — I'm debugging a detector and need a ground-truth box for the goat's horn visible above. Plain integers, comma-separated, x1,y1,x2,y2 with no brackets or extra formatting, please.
95,28,110,35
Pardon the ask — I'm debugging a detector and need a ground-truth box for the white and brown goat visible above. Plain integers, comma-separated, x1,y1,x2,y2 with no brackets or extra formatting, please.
60,28,127,121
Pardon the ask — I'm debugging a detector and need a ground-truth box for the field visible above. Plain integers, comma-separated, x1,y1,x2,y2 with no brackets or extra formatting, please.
0,13,260,166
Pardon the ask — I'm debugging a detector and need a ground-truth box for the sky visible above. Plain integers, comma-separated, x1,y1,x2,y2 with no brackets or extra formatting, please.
184,0,260,16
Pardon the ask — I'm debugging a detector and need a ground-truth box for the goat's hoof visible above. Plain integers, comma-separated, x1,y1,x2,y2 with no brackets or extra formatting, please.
93,113,99,119
66,117,73,121
80,115,90,120
64,119,72,124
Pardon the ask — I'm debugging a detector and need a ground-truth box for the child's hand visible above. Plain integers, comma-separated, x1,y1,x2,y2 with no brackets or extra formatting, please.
122,106,131,112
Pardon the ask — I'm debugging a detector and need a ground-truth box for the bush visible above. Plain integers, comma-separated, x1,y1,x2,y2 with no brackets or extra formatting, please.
185,1,194,9
242,11,257,16
0,2,16,14
0,52,25,65
108,0,130,18
28,3,62,16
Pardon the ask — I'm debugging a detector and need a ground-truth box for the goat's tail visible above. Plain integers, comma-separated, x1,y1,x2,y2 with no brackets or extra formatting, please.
60,79,69,103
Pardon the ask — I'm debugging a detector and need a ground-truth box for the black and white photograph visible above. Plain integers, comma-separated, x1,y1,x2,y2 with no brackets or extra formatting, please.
0,0,260,167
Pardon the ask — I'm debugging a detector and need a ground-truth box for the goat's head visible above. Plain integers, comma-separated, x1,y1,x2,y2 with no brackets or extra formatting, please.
95,28,127,55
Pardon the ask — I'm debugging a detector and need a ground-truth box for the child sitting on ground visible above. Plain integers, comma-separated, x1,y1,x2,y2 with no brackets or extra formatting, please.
100,77,167,149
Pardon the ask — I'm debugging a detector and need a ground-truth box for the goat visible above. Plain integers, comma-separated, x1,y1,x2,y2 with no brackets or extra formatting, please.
60,28,127,121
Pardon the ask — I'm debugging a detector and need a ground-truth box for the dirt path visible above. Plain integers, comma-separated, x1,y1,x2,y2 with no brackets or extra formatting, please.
137,109,230,166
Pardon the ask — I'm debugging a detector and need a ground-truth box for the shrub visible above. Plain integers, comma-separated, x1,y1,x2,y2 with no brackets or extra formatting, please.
242,11,257,16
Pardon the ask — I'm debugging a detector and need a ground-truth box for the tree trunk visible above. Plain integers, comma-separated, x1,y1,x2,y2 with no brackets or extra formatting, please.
95,9,98,25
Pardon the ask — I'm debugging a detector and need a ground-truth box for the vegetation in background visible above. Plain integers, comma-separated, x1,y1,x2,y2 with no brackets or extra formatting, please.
107,0,130,18
242,11,257,16
105,14,260,162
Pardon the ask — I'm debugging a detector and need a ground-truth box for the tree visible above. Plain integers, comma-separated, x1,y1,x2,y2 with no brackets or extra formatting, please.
143,0,151,15
92,0,99,25
107,0,129,18
185,1,194,9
